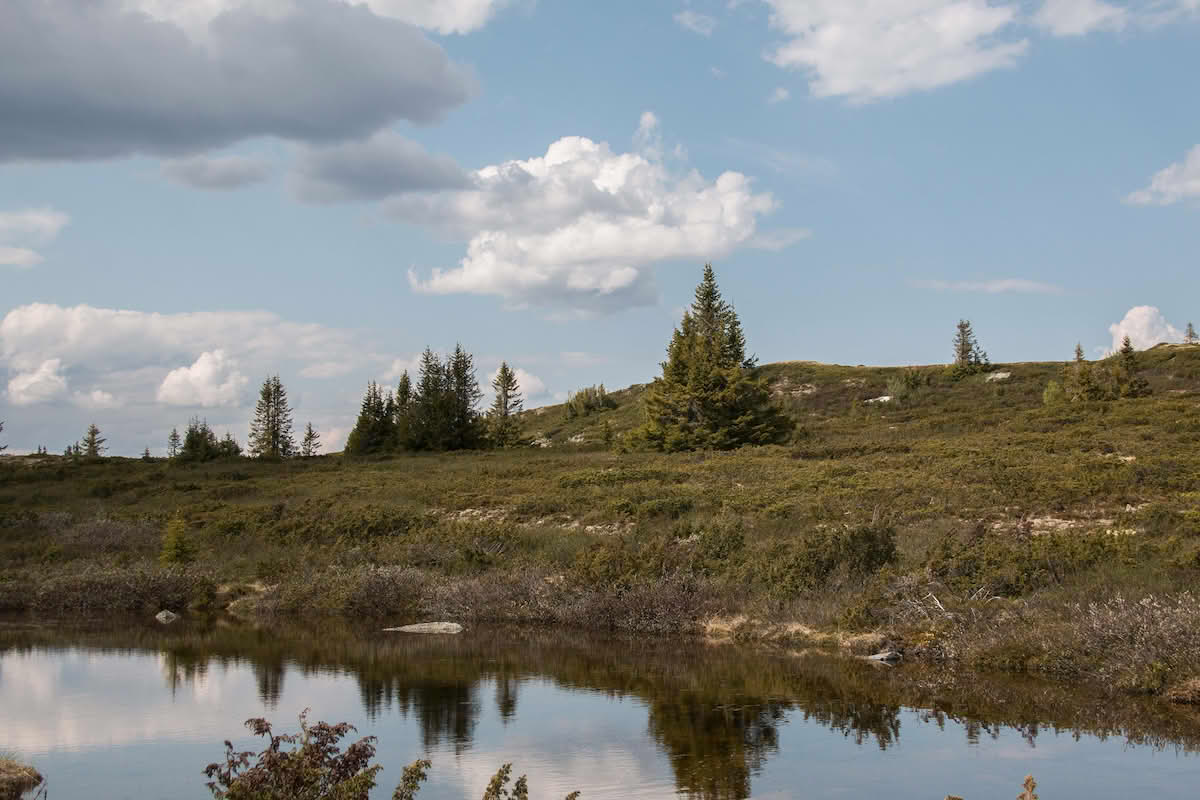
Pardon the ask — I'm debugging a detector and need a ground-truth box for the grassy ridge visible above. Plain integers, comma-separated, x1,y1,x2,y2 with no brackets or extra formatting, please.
2,344,1200,696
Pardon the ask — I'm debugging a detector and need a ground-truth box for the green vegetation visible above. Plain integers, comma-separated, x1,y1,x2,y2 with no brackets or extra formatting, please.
4,311,1200,701
562,384,616,421
204,711,578,800
949,318,989,379
488,362,524,448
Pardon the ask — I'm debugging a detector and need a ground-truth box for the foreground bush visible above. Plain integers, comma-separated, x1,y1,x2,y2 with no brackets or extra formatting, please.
206,713,578,799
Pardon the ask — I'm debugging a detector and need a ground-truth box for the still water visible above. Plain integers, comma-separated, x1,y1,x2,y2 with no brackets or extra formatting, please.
1,617,1198,799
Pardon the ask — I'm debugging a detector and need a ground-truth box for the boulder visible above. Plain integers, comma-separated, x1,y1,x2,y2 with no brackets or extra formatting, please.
383,622,464,635
865,650,901,664
155,610,179,624
986,371,1012,382
865,395,892,404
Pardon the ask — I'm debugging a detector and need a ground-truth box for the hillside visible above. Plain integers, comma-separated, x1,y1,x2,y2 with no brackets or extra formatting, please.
520,342,1200,446
3,343,1200,701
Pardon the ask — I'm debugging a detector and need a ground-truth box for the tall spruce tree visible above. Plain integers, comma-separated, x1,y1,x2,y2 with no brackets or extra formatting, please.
488,362,523,448
301,422,321,457
1187,322,1198,345
167,427,181,458
410,348,449,451
393,371,413,449
632,264,792,451
248,375,294,458
447,343,484,450
345,382,391,455
82,423,106,458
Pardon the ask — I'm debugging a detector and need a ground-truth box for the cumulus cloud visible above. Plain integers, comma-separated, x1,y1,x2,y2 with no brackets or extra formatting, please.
401,116,778,314
0,303,358,375
161,154,271,190
156,350,249,407
291,131,470,203
73,389,121,409
1126,144,1200,206
0,0,475,162
1034,0,1127,35
761,0,1029,102
912,278,1064,294
7,359,68,406
1108,306,1183,353
674,10,718,35
0,208,70,268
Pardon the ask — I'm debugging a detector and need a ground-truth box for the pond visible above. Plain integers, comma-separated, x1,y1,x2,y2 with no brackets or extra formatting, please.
1,617,1198,799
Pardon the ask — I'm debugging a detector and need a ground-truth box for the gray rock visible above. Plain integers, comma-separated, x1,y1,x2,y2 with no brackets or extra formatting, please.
155,610,179,624
866,650,901,664
986,371,1012,383
383,622,464,635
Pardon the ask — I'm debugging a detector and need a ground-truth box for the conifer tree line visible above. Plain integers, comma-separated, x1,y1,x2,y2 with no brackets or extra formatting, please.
345,344,525,454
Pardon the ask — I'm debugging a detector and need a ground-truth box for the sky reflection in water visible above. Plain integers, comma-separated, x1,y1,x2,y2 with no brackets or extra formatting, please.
0,621,1198,799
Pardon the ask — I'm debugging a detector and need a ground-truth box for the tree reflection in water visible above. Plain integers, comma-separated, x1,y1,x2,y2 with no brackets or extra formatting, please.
4,618,1199,800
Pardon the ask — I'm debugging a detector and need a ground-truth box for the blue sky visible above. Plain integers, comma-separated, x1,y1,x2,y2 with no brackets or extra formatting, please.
1,0,1198,455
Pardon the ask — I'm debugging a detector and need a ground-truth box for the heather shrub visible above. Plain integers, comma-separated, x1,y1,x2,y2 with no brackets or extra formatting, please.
31,566,215,613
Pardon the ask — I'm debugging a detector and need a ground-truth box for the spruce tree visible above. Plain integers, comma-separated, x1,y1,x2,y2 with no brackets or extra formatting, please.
410,348,449,451
218,432,243,458
488,362,524,448
1118,336,1151,398
393,371,413,449
950,319,989,377
345,382,391,455
1187,322,1198,345
82,423,106,458
0,420,6,453
248,375,294,458
167,427,181,458
632,264,792,451
180,417,219,461
301,422,321,457
447,343,484,450
142,447,152,461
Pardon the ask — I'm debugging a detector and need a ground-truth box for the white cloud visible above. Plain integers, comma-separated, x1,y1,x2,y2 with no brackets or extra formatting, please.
913,278,1064,294
7,359,68,406
1034,0,1127,35
161,154,271,190
0,303,357,375
1126,144,1200,206
123,0,509,36
0,208,70,268
710,66,727,78
73,389,121,409
1107,305,1183,353
675,10,718,35
762,0,1029,102
317,425,350,453
401,116,778,314
156,350,249,407
767,86,791,104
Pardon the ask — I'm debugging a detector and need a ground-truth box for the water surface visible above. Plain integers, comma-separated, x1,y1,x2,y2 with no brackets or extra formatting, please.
1,617,1198,799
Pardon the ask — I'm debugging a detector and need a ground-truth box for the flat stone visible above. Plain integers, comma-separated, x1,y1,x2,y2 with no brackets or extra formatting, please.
866,650,901,664
155,610,179,624
384,622,464,635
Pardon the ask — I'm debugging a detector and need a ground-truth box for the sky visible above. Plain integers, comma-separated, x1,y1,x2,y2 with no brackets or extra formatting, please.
1,0,1198,456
